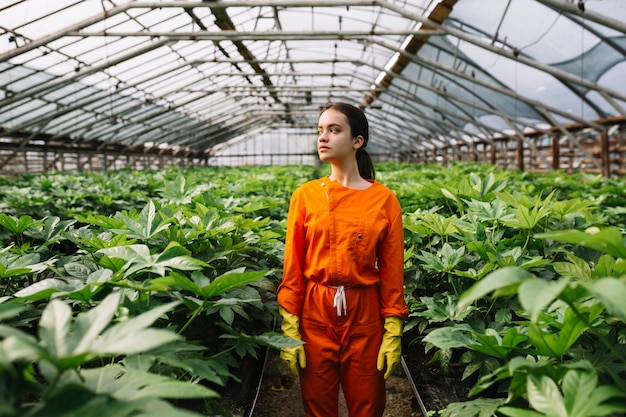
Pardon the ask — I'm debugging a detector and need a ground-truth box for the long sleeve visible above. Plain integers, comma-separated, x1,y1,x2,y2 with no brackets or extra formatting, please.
277,188,307,316
377,201,409,320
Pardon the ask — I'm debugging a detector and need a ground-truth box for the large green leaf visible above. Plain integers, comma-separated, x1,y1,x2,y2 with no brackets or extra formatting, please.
14,268,112,301
200,268,268,298
0,251,53,280
37,292,181,371
527,373,568,417
500,370,626,417
440,398,506,417
98,242,207,278
536,227,626,259
79,364,218,400
24,216,76,246
422,324,475,348
38,298,72,359
0,213,41,234
458,266,533,308
583,278,626,322
527,305,591,357
96,298,181,355
26,380,209,417
117,200,172,240
0,301,29,322
518,278,569,322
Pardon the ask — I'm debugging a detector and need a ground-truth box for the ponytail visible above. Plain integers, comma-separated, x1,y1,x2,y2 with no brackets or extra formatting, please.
356,148,375,180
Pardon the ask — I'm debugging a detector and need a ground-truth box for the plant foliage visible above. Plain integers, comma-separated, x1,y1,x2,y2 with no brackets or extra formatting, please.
2,162,626,416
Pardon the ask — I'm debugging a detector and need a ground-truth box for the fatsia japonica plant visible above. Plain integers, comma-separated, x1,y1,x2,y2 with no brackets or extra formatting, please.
0,165,308,416
0,291,216,417
399,164,626,417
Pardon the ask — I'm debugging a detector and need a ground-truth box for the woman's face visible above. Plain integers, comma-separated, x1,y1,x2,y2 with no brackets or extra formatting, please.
317,109,363,163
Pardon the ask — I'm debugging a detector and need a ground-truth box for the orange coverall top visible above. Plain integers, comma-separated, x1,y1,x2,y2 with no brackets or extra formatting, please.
278,176,409,320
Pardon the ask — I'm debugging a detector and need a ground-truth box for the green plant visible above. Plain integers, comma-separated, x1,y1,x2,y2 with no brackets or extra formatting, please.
0,292,216,417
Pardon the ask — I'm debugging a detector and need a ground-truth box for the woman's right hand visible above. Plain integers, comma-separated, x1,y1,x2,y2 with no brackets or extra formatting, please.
279,306,306,375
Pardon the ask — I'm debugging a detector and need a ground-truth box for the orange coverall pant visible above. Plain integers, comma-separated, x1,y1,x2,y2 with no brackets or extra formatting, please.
298,279,385,417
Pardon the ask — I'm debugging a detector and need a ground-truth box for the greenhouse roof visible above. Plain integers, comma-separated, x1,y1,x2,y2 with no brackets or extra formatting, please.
1,0,625,158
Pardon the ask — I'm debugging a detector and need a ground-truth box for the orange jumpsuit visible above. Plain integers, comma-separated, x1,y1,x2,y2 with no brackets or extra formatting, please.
277,176,409,417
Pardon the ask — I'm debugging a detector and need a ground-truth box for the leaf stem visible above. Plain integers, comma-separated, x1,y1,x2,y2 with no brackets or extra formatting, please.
178,300,206,335
565,300,626,365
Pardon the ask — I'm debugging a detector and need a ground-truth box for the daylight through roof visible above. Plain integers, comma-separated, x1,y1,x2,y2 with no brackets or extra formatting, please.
1,0,625,175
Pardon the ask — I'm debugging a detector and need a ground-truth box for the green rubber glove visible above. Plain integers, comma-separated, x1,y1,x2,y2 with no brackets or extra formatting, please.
279,306,306,376
376,316,404,379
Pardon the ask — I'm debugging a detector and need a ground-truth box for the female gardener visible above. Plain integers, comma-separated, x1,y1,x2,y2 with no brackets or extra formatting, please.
277,102,409,417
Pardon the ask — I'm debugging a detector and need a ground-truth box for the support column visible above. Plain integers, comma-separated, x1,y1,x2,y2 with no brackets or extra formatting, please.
517,138,524,172
552,135,560,171
600,130,610,177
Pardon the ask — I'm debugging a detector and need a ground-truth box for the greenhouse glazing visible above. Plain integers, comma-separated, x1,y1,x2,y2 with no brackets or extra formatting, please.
0,0,625,175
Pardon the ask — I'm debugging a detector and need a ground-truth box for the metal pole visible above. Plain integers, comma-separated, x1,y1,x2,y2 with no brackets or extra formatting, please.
400,355,430,417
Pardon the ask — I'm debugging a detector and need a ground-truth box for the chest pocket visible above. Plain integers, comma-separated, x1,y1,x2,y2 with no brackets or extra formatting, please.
348,214,386,266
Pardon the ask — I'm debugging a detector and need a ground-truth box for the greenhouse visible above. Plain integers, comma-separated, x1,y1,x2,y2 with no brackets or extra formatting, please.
1,1,626,417
1,0,625,175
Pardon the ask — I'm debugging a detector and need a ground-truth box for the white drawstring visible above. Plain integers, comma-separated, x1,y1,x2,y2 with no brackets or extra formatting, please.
332,285,347,316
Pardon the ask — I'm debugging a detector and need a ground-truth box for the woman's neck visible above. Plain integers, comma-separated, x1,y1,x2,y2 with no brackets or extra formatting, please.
329,165,371,190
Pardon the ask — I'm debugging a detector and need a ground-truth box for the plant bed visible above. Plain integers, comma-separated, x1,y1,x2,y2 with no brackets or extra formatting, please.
222,346,270,417
402,328,472,414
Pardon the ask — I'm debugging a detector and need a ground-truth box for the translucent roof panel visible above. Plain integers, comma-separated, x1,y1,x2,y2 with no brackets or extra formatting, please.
1,0,624,157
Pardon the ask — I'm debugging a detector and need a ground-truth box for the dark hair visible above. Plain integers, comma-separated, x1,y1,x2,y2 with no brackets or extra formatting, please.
321,102,375,180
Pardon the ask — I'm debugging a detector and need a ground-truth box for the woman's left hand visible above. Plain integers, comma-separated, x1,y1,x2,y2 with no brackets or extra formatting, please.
376,316,403,379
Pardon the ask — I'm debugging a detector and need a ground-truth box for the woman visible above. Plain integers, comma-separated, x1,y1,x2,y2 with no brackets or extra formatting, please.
277,102,409,417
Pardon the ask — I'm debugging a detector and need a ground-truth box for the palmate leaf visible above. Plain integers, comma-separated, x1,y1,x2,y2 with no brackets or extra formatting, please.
0,251,54,279
150,268,268,303
583,277,626,322
499,370,626,417
38,298,72,359
158,174,206,205
468,327,528,360
79,364,218,401
66,227,135,253
536,227,626,259
440,398,506,417
415,243,465,273
0,213,41,234
527,305,593,358
526,373,569,417
552,253,593,281
499,191,555,230
37,292,182,372
458,266,533,309
422,324,476,349
28,387,207,417
15,277,87,301
465,198,510,223
0,301,29,322
24,216,76,246
200,268,268,298
418,211,460,236
469,171,509,199
414,294,473,323
98,242,207,278
518,278,570,322
15,266,113,302
117,200,172,240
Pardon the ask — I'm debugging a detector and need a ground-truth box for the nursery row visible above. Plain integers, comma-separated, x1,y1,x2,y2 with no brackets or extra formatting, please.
0,162,625,416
